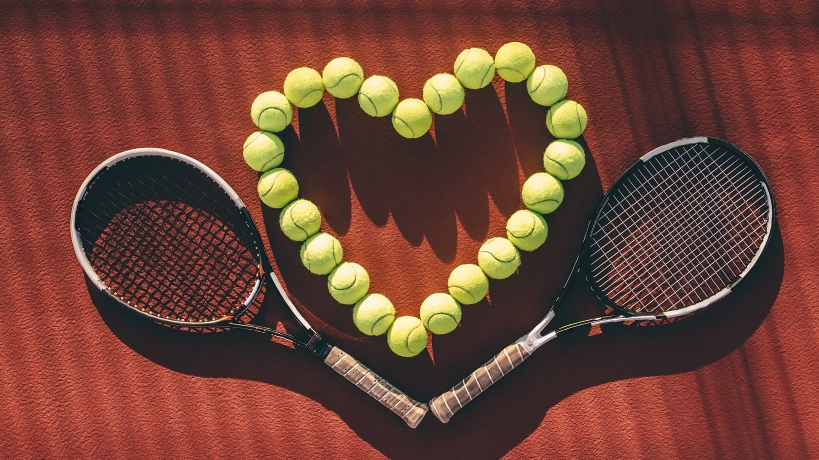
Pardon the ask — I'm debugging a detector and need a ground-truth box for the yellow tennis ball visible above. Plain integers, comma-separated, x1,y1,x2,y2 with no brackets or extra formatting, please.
243,131,285,172
279,199,321,242
419,293,462,335
391,98,432,139
478,237,521,280
257,168,299,209
358,75,400,117
250,91,293,133
546,99,588,139
283,67,325,108
506,209,549,252
387,316,428,358
352,293,395,336
522,172,564,214
328,262,370,305
527,65,568,106
543,139,586,180
300,232,343,275
322,57,364,99
494,42,536,83
454,47,496,90
422,73,465,115
447,264,489,305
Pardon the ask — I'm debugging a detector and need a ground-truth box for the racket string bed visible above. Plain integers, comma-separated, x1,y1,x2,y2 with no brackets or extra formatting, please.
589,150,705,311
606,149,746,309
88,190,248,322
78,157,262,324
592,164,748,310
592,146,729,306
594,147,727,277
587,143,771,316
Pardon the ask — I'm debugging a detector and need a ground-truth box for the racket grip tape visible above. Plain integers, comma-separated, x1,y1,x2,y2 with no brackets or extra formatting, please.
323,346,428,428
429,341,531,423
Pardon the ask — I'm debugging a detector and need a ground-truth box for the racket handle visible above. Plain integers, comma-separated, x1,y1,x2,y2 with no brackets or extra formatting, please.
323,346,428,428
429,341,531,423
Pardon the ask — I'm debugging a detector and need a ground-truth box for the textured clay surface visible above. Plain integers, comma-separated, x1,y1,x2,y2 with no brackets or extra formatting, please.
0,1,816,458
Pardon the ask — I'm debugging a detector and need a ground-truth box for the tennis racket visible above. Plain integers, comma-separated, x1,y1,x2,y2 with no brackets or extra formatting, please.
429,137,775,423
70,148,428,428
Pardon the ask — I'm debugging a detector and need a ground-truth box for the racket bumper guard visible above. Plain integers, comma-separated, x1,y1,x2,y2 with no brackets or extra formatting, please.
640,137,708,161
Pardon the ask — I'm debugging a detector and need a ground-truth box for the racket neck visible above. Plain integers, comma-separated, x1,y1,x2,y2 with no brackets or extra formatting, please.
228,322,331,357
528,314,663,349
554,314,658,333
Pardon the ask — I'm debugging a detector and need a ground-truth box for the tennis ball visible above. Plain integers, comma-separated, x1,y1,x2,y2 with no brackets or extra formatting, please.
300,232,343,275
546,99,588,139
478,237,521,280
387,316,428,358
422,73,465,115
543,139,586,180
527,65,568,106
506,209,549,252
494,42,536,83
322,57,364,99
419,293,462,335
250,91,293,133
358,75,400,117
258,168,299,209
392,98,432,139
283,67,325,109
522,172,564,214
447,264,489,305
453,48,496,90
328,262,370,305
243,131,285,172
279,199,321,242
352,294,395,336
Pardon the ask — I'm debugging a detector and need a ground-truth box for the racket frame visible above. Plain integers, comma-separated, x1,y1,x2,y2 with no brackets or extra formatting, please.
430,137,776,422
70,148,429,428
71,149,314,331
525,137,775,351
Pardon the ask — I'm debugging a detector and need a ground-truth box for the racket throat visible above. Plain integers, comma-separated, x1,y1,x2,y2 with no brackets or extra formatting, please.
555,314,664,334
519,311,558,352
524,314,666,350
304,332,332,359
556,316,618,333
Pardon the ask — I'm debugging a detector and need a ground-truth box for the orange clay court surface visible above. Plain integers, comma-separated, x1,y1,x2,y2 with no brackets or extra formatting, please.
1,1,817,458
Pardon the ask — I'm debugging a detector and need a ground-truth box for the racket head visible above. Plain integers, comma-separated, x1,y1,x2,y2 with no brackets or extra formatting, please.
582,137,775,319
71,148,267,328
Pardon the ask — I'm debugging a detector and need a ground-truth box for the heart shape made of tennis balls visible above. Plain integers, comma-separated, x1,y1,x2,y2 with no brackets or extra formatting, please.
244,42,589,359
